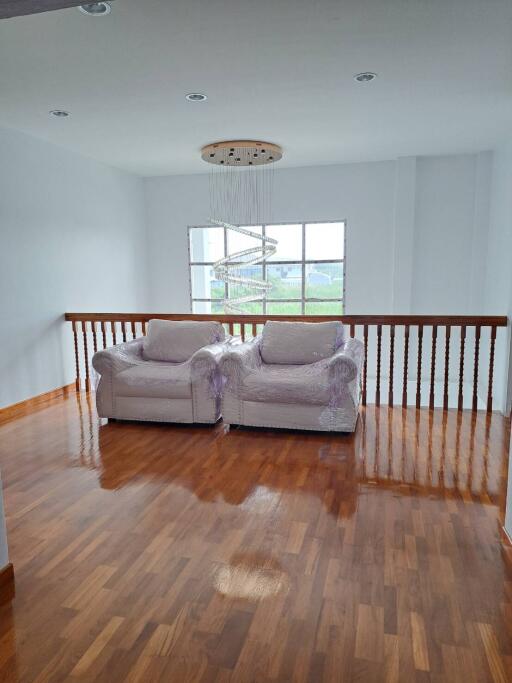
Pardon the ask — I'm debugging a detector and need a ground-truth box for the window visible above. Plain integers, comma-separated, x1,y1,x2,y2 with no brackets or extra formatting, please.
188,221,345,314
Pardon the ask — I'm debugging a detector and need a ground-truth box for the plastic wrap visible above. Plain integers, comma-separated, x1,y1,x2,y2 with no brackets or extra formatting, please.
92,336,231,422
221,329,364,433
142,320,225,363
190,343,230,399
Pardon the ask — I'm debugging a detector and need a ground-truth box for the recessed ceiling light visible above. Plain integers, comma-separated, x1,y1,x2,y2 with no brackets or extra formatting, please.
354,72,377,83
186,93,208,102
78,2,111,16
49,110,70,117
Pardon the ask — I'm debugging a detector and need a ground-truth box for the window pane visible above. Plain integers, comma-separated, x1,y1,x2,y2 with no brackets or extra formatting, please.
192,300,225,314
266,301,302,315
235,301,264,315
305,222,344,260
190,227,224,262
191,265,225,299
227,264,263,300
227,225,262,258
266,223,302,261
267,263,302,299
305,262,343,299
305,301,343,315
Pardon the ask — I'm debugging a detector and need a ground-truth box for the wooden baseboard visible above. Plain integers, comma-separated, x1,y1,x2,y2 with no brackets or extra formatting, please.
0,383,76,425
500,525,512,546
0,563,14,603
500,525,512,566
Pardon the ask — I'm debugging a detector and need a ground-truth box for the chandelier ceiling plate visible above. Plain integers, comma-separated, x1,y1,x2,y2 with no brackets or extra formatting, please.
201,140,282,167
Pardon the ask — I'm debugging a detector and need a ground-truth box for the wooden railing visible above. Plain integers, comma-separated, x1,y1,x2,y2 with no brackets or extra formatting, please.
65,313,508,413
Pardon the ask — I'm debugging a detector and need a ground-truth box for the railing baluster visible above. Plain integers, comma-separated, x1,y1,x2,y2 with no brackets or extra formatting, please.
64,313,506,413
458,325,466,411
416,324,423,409
81,321,90,392
362,324,368,406
487,325,496,413
402,325,410,408
388,324,395,406
91,321,98,354
472,325,481,412
443,325,451,411
376,324,382,406
72,321,80,391
429,325,437,410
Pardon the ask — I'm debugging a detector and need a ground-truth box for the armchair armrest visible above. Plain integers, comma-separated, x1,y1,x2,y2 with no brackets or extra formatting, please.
92,338,144,377
328,338,364,383
190,341,228,368
219,338,262,390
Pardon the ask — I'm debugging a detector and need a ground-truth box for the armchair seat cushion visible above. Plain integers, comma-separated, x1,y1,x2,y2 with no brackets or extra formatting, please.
114,362,192,400
240,363,331,405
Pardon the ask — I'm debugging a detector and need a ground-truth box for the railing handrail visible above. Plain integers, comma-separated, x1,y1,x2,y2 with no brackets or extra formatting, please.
65,313,508,326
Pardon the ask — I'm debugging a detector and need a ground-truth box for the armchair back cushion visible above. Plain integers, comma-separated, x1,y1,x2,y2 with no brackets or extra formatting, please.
143,319,225,363
260,320,343,365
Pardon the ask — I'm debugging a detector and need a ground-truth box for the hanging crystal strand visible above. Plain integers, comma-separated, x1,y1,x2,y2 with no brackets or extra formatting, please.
202,141,281,314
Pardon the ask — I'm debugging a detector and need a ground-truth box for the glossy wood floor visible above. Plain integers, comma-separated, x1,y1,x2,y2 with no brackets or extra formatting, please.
0,393,511,682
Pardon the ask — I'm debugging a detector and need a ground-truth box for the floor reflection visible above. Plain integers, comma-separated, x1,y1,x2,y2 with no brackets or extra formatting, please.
73,393,509,513
213,552,289,601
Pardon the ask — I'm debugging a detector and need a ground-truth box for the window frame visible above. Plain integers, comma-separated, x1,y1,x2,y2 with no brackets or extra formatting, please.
187,219,347,315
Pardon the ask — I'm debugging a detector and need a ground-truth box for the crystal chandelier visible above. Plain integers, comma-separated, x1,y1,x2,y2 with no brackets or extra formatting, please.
201,140,283,314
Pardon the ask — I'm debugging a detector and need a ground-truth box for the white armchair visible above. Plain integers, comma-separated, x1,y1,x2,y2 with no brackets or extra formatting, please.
92,319,228,424
220,321,364,432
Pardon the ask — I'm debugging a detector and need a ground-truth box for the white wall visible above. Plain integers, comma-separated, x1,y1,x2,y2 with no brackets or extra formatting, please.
0,126,148,409
483,142,512,414
412,153,491,314
0,474,8,570
486,140,512,538
145,153,492,316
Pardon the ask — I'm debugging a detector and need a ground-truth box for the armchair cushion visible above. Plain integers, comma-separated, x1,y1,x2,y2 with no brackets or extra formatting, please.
241,362,331,405
114,363,192,399
142,319,225,363
260,320,343,365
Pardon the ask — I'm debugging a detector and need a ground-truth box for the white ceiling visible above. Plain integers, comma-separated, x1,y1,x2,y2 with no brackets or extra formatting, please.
1,0,511,176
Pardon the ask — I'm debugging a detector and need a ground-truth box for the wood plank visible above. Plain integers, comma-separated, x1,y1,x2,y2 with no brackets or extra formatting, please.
410,612,430,672
70,616,124,676
0,564,14,604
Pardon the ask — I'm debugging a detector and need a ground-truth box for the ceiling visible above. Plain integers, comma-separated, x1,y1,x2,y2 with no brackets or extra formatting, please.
1,0,511,176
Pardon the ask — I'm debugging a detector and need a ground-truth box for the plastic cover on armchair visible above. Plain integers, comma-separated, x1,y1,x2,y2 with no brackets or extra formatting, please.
92,320,229,424
220,322,364,432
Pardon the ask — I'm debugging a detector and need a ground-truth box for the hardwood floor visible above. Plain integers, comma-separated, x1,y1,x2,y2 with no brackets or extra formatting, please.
0,392,510,682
